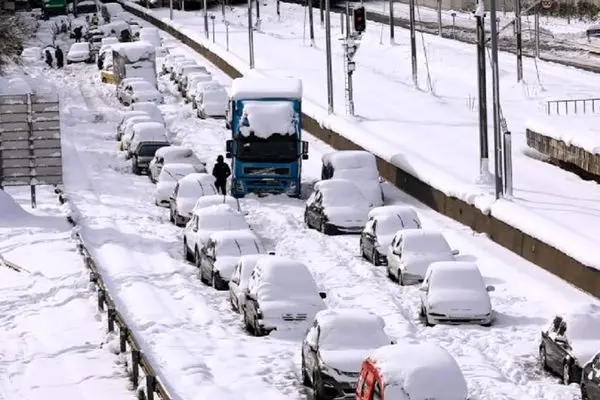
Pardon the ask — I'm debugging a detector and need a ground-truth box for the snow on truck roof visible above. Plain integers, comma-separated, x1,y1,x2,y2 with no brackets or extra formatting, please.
370,343,468,400
239,101,297,138
230,77,302,100
112,42,155,62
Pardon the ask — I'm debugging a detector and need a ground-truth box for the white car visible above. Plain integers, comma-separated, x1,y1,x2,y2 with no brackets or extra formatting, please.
182,204,250,263
116,111,150,141
101,37,119,46
304,179,371,235
360,205,421,266
139,29,161,48
198,230,265,290
321,151,384,207
301,309,393,398
170,58,196,81
419,261,495,326
169,173,218,226
229,254,269,313
120,80,163,106
116,77,145,99
363,343,468,400
243,256,327,336
162,53,186,74
154,163,200,207
21,47,42,63
182,73,212,102
66,42,92,64
126,121,168,158
195,83,228,118
192,194,242,214
148,146,205,183
177,65,208,88
119,115,152,151
130,102,165,126
386,229,458,285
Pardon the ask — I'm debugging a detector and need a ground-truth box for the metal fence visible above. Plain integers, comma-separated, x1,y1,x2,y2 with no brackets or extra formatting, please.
0,93,63,207
545,97,600,115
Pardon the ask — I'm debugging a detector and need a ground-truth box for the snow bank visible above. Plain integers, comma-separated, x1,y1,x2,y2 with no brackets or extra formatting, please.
239,101,297,138
525,117,600,154
230,77,302,100
0,190,69,230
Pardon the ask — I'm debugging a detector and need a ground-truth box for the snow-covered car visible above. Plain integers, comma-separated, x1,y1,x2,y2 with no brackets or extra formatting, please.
243,256,327,336
66,42,92,64
302,309,393,399
360,205,421,266
119,115,152,150
195,83,228,118
170,58,196,80
229,254,269,313
116,77,145,99
148,146,205,183
357,343,468,400
192,194,242,214
130,140,169,175
182,72,212,102
119,80,163,106
126,121,168,158
177,64,208,88
21,47,42,63
198,230,265,290
419,261,495,326
540,303,600,385
130,101,165,126
161,53,186,74
304,179,371,235
386,229,458,285
321,151,384,207
169,173,218,226
182,204,250,263
580,351,600,399
89,34,104,53
116,111,150,141
154,163,200,207
139,27,161,47
101,37,118,46
97,45,113,71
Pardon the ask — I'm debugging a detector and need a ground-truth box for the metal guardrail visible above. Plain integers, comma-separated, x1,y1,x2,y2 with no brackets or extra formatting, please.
546,97,600,115
55,189,172,400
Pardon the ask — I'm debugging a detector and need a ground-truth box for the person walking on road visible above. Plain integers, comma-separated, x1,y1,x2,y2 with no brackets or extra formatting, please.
55,47,64,68
212,155,231,195
45,49,53,67
73,26,83,42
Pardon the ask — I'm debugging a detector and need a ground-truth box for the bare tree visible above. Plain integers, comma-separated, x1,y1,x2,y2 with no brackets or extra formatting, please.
0,11,38,73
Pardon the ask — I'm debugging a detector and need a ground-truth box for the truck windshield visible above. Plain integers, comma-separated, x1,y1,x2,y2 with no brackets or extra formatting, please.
236,135,298,163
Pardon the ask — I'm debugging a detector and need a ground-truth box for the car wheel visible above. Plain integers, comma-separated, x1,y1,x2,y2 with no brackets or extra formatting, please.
243,307,254,334
253,314,262,336
191,101,197,109
372,249,381,266
304,211,311,228
398,270,405,286
562,362,571,385
169,208,174,223
194,249,202,270
183,240,193,263
539,346,547,370
386,264,396,282
132,159,140,175
212,272,224,290
582,383,590,400
198,109,206,119
229,293,238,312
319,219,333,235
312,371,324,400
301,354,311,386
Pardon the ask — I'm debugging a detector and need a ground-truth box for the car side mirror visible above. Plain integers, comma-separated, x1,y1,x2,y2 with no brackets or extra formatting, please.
226,152,232,159
486,285,495,292
451,249,460,256
319,291,327,299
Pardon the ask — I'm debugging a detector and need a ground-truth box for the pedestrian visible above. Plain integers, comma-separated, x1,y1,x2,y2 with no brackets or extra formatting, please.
91,13,99,26
73,26,82,42
45,49,53,67
212,155,231,195
55,47,64,68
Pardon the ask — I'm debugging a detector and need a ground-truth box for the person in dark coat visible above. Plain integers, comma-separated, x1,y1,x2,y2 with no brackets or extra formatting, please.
212,155,231,195
55,47,64,68
73,26,83,42
45,49,53,67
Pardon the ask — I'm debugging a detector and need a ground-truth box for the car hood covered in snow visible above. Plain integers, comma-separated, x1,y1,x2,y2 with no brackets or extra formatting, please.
176,197,197,217
401,252,455,277
320,348,373,375
261,298,326,326
213,256,239,281
428,289,491,316
325,206,368,227
155,181,176,201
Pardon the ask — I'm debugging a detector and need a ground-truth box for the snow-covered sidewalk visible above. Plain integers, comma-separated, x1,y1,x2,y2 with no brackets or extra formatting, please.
125,0,600,271
0,187,131,399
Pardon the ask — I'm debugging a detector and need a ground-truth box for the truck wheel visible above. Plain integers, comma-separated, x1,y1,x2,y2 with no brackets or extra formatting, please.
132,159,141,175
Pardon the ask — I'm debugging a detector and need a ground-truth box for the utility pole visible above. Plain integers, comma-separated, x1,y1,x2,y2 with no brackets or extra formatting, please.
247,0,255,68
408,0,418,86
515,0,523,81
169,0,173,19
490,0,503,198
437,0,442,36
475,1,490,182
389,0,394,41
325,0,334,113
256,0,261,29
203,0,209,39
534,5,540,58
308,0,315,42
320,0,324,26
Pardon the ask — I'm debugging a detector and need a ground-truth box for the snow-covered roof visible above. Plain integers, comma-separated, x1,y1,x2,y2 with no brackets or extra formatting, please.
132,121,166,136
238,101,297,139
193,194,241,212
124,115,152,131
120,110,148,122
130,102,164,123
112,42,155,63
427,261,484,290
230,77,302,100
368,205,418,220
193,203,242,218
251,257,319,298
313,179,367,207
560,303,600,340
179,172,215,185
316,309,389,350
316,308,385,332
155,145,193,159
69,42,90,51
370,343,468,400
399,229,451,253
315,178,360,193
322,150,379,180
130,80,155,90
194,204,248,230
209,229,259,243
161,163,197,176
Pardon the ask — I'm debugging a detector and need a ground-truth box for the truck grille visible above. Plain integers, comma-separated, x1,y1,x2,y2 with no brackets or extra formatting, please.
281,313,307,321
244,167,290,176
247,180,283,188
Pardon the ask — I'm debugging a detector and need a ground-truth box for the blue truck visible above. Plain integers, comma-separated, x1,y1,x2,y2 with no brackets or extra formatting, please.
225,77,309,198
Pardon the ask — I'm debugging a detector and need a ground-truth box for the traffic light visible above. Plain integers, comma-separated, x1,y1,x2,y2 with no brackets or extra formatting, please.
352,6,366,33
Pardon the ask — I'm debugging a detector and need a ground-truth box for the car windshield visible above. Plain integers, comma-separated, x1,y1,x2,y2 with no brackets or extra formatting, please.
405,234,450,254
235,136,298,163
159,166,195,182
131,82,154,91
320,323,389,350
198,213,247,230
180,181,217,198
138,143,167,157
322,186,364,208
377,216,406,236
216,238,262,257
429,268,482,291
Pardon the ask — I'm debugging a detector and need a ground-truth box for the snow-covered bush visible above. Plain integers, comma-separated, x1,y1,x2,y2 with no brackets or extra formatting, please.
0,11,38,73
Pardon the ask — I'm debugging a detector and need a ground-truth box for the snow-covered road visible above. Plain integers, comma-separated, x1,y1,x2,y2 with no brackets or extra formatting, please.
36,14,598,399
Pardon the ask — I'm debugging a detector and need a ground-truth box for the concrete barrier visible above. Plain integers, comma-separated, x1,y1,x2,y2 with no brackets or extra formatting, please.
121,2,600,299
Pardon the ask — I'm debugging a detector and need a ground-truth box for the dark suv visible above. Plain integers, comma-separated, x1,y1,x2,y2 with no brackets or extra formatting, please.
131,141,169,175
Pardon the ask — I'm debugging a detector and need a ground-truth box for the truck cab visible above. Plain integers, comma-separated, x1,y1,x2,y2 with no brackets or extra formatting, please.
225,77,309,198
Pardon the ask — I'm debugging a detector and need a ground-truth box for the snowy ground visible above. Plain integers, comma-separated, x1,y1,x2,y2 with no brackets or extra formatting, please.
17,11,600,399
124,0,600,272
0,186,131,399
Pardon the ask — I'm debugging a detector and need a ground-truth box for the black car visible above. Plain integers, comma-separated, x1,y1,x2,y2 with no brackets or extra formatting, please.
540,314,600,384
131,141,169,175
581,352,600,400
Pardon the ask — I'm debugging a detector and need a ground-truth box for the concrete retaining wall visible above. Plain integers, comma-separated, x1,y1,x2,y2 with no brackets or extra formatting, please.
123,2,600,299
